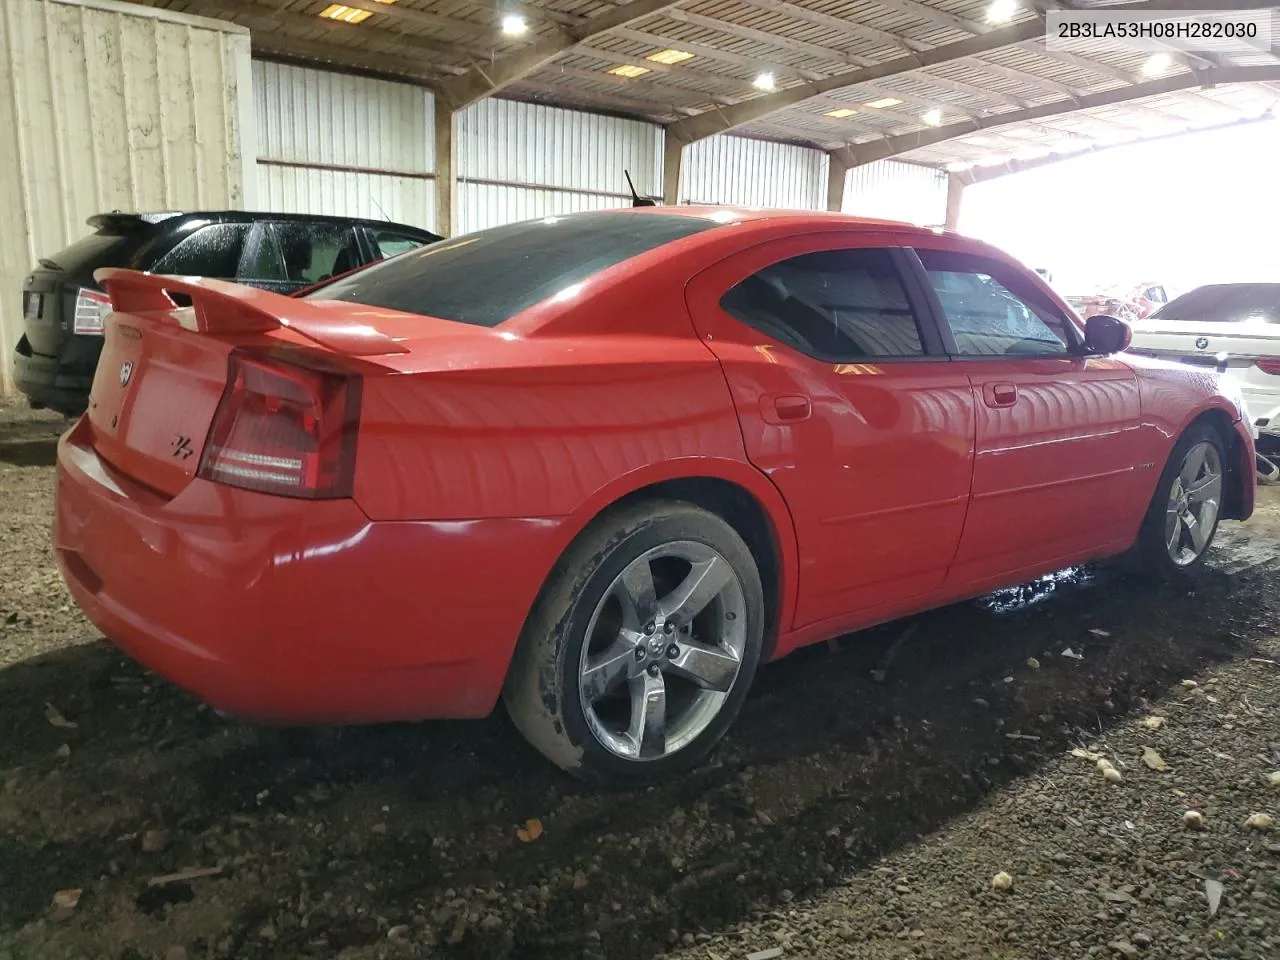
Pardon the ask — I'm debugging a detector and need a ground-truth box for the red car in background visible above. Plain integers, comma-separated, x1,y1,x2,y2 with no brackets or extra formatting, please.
52,209,1254,784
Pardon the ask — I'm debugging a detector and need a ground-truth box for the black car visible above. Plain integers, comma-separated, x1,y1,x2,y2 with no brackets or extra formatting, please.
14,210,441,416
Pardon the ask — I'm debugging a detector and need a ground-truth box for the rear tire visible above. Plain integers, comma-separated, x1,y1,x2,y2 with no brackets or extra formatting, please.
503,500,765,786
1134,423,1226,579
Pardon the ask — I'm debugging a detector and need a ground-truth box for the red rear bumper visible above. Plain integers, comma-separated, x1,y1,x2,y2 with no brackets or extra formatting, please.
52,419,565,723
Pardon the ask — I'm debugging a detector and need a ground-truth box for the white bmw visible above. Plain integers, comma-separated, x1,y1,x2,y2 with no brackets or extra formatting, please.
1127,283,1280,441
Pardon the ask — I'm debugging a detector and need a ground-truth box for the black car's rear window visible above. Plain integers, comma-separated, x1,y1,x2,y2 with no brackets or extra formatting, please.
40,232,140,273
307,212,716,327
1152,284,1280,324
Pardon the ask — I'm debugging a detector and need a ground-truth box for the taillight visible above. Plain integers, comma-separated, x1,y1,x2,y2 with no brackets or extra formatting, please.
1256,359,1280,376
73,287,112,335
197,350,362,499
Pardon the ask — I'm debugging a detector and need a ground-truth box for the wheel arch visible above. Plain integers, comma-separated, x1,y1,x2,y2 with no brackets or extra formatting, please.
1180,406,1251,521
523,460,799,667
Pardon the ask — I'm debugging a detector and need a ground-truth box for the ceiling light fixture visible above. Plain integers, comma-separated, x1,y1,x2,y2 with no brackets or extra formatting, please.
825,107,858,118
318,4,373,23
986,0,1017,23
501,13,528,36
1142,53,1173,76
647,48,694,65
608,64,650,78
922,108,943,126
866,97,903,109
754,72,776,91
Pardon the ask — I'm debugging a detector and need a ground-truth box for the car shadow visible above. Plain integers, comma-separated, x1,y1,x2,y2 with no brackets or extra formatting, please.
0,556,1273,958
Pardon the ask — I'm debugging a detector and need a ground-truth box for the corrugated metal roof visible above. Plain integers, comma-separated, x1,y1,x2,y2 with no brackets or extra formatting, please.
136,0,1280,171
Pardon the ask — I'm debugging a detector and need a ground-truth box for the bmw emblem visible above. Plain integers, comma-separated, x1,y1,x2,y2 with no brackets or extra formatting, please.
1195,337,1209,351
119,360,133,386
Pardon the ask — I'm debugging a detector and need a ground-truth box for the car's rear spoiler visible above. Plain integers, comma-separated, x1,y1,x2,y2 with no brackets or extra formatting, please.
86,211,183,234
94,268,409,357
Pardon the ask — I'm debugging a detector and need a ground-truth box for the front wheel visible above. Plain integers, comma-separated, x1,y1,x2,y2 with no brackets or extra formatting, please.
503,501,765,785
1135,424,1226,578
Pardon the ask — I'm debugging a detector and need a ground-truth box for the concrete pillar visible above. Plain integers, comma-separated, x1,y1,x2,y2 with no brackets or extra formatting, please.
662,130,684,206
826,154,848,212
434,106,458,237
945,173,966,232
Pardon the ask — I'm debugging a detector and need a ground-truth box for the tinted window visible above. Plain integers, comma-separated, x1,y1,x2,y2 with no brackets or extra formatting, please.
309,213,715,327
917,249,1074,356
40,232,139,272
720,248,924,360
152,223,250,278
371,229,427,259
1151,284,1280,324
238,223,285,281
273,222,362,284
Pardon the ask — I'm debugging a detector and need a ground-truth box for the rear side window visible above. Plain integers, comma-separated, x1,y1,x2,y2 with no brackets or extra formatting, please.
370,228,427,259
1152,284,1280,324
152,223,251,278
720,248,925,360
309,213,716,327
273,222,362,284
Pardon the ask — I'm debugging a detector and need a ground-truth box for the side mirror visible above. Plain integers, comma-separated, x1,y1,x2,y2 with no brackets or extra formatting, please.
1083,314,1132,355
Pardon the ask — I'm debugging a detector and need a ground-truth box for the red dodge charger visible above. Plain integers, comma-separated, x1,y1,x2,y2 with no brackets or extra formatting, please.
52,207,1255,784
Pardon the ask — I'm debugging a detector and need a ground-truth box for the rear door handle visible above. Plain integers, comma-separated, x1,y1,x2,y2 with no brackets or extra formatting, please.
761,393,812,424
984,382,1018,408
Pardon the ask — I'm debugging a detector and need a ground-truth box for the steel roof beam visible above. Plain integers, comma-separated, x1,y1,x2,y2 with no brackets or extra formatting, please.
832,65,1280,167
957,106,1278,181
665,17,1047,144
436,0,687,111
733,0,1092,101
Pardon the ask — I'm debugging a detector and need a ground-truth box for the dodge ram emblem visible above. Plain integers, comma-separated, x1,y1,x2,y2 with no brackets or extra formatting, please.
1195,337,1209,350
119,360,133,386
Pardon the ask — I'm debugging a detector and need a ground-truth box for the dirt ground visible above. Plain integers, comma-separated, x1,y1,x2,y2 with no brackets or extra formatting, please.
1,396,1278,960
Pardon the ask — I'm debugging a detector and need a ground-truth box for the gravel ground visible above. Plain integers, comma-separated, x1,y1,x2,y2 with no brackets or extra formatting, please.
1,397,1278,960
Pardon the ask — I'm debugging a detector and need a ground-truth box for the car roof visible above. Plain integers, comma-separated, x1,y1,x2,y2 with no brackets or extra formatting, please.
588,203,974,242
87,210,440,237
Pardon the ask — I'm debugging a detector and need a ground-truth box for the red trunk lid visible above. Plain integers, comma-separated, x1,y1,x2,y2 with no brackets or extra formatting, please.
84,269,407,497
86,311,235,496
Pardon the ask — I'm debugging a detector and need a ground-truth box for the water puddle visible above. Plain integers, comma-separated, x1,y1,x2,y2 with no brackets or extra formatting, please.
976,565,1097,615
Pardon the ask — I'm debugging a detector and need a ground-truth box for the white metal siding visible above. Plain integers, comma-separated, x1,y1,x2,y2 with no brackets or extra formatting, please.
843,160,948,227
680,135,826,210
0,0,252,393
253,60,436,231
457,98,662,235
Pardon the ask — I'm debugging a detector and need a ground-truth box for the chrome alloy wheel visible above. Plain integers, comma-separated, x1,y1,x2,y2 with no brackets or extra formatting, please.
577,541,747,761
1165,440,1223,567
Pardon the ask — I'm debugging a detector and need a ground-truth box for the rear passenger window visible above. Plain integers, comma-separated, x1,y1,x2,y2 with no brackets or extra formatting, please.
272,223,362,284
719,248,925,361
152,223,250,278
370,229,425,259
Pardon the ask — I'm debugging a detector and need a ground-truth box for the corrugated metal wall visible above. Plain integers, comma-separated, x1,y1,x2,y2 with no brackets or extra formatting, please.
843,160,948,227
0,0,253,393
456,98,662,235
253,60,436,231
680,135,827,210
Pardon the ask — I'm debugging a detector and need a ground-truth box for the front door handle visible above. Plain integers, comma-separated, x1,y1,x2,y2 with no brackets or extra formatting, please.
761,393,812,424
984,382,1018,408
